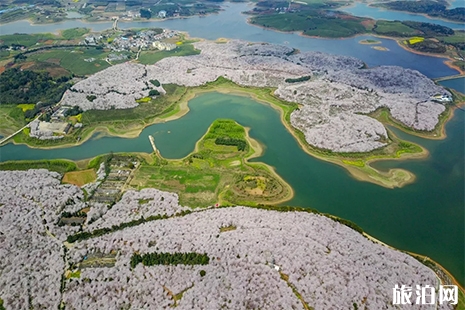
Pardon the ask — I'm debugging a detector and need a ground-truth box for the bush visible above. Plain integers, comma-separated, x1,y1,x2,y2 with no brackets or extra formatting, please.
150,79,161,87
140,8,152,19
149,89,160,96
285,75,311,83
86,95,97,102
130,252,210,268
65,105,83,116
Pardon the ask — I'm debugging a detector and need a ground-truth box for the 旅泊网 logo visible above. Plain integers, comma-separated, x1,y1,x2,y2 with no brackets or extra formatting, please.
393,284,458,305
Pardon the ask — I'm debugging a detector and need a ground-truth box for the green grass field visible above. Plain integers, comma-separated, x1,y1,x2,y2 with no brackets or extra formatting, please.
251,14,310,32
0,33,58,47
250,13,367,38
303,18,367,37
373,21,419,36
61,28,90,40
440,33,465,44
0,105,26,136
62,168,97,186
27,48,110,76
138,44,200,65
438,32,465,49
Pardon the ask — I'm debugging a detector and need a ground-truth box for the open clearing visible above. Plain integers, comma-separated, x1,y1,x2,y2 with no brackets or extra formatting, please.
62,168,97,186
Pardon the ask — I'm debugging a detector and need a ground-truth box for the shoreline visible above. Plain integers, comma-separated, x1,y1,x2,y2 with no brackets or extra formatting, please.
394,41,465,75
245,17,463,75
361,231,465,293
319,208,465,292
0,8,224,28
340,2,464,25
377,99,465,141
1,81,450,189
186,84,432,189
2,9,461,76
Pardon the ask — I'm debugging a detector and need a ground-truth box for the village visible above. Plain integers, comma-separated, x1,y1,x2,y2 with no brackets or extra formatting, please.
21,27,179,141
82,28,179,53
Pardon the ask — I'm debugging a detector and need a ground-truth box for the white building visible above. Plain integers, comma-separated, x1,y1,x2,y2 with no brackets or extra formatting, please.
158,10,167,18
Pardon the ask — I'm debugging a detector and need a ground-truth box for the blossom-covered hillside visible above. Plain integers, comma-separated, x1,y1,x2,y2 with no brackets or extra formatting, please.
0,170,451,309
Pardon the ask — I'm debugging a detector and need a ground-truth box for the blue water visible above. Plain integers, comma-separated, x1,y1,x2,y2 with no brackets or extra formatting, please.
0,3,458,78
342,3,465,30
448,0,465,9
439,77,465,93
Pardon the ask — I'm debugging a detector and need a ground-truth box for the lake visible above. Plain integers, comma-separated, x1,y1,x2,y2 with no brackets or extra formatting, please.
342,3,464,30
0,3,458,78
0,1,464,286
0,92,463,285
439,77,465,93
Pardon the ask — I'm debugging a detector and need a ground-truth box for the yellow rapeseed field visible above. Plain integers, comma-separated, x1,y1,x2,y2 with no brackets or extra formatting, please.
17,104,35,112
408,37,424,45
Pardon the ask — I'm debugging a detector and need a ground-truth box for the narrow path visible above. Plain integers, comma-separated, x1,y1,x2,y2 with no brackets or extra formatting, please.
0,124,28,145
0,113,41,145
434,74,464,82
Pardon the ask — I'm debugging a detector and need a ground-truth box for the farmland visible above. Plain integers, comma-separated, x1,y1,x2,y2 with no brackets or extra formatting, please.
26,48,111,76
0,105,26,137
0,33,57,47
62,168,97,186
137,44,200,65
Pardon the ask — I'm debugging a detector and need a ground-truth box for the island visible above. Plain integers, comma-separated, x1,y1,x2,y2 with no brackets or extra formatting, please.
0,169,462,309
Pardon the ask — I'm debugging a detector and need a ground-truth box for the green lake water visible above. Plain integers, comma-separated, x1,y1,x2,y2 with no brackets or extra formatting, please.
0,92,463,284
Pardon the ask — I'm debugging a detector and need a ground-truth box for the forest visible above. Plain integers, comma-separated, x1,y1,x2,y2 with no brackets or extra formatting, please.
401,21,454,36
0,68,70,107
380,0,465,22
130,252,210,268
407,39,447,53
214,137,247,151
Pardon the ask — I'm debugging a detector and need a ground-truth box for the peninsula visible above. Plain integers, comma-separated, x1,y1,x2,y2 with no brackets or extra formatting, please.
0,169,462,309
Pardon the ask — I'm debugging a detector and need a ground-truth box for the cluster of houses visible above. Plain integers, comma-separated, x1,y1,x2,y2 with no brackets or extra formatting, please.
81,29,179,53
88,156,138,205
28,106,82,140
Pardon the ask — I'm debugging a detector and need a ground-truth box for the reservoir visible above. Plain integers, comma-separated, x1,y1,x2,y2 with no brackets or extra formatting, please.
0,0,463,286
439,77,465,93
342,3,464,30
0,92,463,285
0,3,458,78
